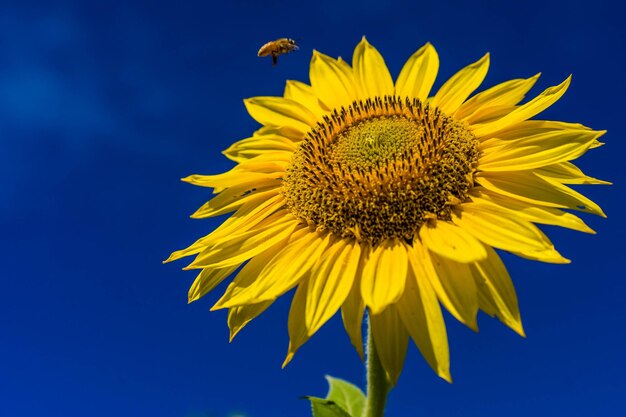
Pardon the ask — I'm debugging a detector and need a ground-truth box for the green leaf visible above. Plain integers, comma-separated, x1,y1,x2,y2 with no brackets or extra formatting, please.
325,376,366,417
306,397,352,417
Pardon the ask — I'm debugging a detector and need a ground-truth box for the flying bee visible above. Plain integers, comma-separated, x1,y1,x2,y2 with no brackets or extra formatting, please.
258,38,299,66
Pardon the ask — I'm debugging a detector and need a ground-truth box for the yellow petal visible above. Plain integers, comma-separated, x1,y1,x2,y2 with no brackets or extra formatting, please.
535,162,611,185
228,133,297,151
431,53,490,115
341,252,367,360
229,151,293,165
452,203,555,253
537,175,607,217
471,76,571,138
395,42,439,101
463,104,516,125
477,171,606,217
490,120,592,140
167,194,286,265
244,96,317,132
194,207,293,253
410,241,478,330
284,80,327,119
169,195,284,263
191,185,281,219
397,260,451,382
182,169,283,189
227,300,273,341
370,306,409,385
309,50,357,110
223,148,292,165
235,158,291,173
337,56,352,72
479,129,603,172
419,220,487,263
471,245,524,336
424,250,479,331
187,212,298,269
479,137,508,150
253,125,304,142
455,74,540,120
361,240,408,314
223,135,296,162
352,36,394,99
590,139,604,149
304,240,360,336
210,239,287,310
511,247,571,264
470,189,595,234
203,194,287,242
212,231,330,308
188,265,239,303
165,236,211,264
168,199,285,263
283,279,310,367
182,157,287,189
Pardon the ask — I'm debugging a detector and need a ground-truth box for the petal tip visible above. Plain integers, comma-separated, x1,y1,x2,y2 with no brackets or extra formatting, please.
467,318,479,332
582,225,597,235
210,300,227,311
282,349,295,368
356,345,364,361
440,370,453,383
561,74,573,88
228,329,240,342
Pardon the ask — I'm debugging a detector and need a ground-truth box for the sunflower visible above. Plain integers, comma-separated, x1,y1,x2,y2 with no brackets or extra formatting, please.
166,37,607,384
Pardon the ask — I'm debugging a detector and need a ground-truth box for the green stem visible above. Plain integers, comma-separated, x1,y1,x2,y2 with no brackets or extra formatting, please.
363,316,391,417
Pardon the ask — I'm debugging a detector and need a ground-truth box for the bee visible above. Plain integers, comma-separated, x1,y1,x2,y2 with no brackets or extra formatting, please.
258,38,299,66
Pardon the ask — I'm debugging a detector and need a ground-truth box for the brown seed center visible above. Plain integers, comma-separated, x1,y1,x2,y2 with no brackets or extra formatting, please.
283,96,479,245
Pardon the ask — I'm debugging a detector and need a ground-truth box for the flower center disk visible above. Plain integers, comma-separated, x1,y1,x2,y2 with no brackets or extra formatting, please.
283,96,480,246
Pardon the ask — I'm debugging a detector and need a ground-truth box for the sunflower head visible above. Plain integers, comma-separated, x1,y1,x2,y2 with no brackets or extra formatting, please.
167,37,608,384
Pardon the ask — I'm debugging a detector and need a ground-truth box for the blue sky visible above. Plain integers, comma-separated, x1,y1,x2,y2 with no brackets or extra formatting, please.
1,1,624,416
